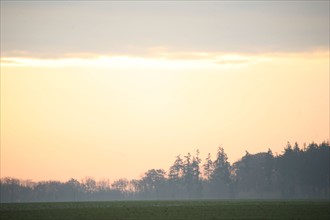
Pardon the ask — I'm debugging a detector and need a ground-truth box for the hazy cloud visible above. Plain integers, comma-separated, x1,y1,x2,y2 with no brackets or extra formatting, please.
1,1,329,59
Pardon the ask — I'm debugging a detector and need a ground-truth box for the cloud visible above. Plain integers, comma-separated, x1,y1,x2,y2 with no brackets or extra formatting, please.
0,59,20,65
1,50,271,69
3,49,328,69
1,1,329,59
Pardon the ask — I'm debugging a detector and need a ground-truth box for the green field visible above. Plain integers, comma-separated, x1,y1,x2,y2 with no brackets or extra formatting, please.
1,200,329,220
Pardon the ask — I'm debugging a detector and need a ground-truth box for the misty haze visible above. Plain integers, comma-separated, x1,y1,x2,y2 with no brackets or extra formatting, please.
1,142,329,202
1,1,329,220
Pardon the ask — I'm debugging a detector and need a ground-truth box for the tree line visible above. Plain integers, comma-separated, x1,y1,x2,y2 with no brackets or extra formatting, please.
1,141,329,202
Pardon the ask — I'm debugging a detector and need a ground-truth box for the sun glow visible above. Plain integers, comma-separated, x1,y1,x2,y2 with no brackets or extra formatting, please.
0,53,272,70
1,50,328,181
0,56,206,68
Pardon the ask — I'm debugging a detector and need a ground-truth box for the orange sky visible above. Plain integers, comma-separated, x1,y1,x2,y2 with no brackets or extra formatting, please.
1,52,329,181
1,1,329,182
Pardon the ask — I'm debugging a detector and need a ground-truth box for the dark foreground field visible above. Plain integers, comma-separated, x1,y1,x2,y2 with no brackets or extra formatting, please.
1,200,329,220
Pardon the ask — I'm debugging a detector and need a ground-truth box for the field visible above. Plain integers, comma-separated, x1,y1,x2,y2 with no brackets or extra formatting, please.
1,200,329,220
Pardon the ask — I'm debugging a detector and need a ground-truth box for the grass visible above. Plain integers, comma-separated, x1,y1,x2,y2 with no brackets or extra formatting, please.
1,200,329,220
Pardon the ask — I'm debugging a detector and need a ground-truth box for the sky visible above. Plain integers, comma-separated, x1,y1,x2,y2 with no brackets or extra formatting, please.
1,1,329,182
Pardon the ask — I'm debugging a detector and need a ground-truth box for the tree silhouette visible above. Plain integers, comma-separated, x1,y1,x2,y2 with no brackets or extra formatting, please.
209,147,231,198
1,141,329,202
